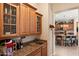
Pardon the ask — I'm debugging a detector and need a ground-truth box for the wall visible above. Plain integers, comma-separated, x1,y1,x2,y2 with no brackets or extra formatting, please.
48,4,55,55
36,3,49,40
52,3,79,13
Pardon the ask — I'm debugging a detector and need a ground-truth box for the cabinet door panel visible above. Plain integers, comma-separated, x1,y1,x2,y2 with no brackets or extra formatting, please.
3,4,19,36
42,43,47,56
0,4,3,36
20,4,29,35
20,4,25,34
36,14,42,34
42,47,47,56
29,8,36,34
25,6,29,35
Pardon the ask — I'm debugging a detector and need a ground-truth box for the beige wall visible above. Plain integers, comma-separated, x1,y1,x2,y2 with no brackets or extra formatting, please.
48,4,55,55
37,3,49,40
52,3,79,13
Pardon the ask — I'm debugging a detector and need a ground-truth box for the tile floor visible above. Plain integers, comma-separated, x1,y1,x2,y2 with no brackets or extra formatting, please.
55,46,79,56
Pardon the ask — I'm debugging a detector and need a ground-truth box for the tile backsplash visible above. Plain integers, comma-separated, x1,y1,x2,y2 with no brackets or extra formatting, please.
22,35,39,43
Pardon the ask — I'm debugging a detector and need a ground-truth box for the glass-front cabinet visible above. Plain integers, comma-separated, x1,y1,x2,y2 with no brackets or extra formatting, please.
37,16,41,32
0,3,19,38
36,12,42,34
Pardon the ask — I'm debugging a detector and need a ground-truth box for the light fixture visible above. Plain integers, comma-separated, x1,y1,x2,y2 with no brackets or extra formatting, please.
49,25,55,28
63,24,69,30
49,24,55,30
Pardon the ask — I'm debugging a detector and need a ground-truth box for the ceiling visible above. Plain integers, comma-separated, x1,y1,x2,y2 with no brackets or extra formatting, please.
55,9,78,22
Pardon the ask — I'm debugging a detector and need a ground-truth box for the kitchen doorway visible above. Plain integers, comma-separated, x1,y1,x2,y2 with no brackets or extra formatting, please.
54,9,79,56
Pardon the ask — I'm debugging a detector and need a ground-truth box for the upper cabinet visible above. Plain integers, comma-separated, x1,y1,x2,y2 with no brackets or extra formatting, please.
0,3,42,38
0,3,19,38
36,12,42,34
19,3,37,35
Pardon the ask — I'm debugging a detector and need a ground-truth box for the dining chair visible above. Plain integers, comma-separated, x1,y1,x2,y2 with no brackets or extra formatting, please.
71,36,78,46
64,36,72,46
56,36,62,46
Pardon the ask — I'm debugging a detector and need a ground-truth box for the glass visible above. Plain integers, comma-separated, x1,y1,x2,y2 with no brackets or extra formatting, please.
11,6,16,15
4,15,10,24
4,25,10,35
11,16,16,24
11,25,16,34
4,3,10,14
3,4,17,35
37,16,41,32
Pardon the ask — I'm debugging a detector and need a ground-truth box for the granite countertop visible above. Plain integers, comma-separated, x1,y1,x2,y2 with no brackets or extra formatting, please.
13,40,47,56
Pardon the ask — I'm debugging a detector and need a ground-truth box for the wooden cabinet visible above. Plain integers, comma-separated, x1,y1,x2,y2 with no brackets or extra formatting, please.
36,12,42,34
29,7,37,34
41,43,47,56
19,4,30,35
28,42,47,56
0,3,19,38
19,3,37,35
0,3,42,38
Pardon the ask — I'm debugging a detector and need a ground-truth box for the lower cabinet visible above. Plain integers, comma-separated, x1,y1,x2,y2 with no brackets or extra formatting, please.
41,46,47,56
28,43,47,56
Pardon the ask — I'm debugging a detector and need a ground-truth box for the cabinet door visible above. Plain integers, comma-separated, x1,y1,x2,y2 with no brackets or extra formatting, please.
25,5,30,35
20,4,29,35
29,8,36,34
42,43,47,56
42,47,47,56
0,3,19,38
0,4,4,37
36,14,42,34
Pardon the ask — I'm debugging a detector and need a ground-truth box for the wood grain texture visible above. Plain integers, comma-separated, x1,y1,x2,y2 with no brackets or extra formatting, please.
29,7,37,34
